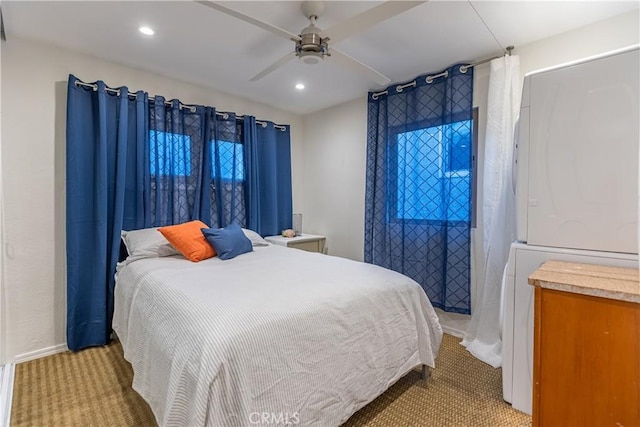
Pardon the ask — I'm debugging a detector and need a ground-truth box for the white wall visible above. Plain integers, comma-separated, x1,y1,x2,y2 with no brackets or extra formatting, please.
0,37,304,362
302,98,367,261
0,24,4,364
301,10,640,319
515,9,640,76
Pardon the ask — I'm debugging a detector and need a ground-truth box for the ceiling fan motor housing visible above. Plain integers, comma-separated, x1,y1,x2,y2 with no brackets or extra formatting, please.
296,2,329,65
296,27,329,64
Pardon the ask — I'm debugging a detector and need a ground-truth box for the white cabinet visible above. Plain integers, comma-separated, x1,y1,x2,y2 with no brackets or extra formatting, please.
502,242,637,415
264,234,326,254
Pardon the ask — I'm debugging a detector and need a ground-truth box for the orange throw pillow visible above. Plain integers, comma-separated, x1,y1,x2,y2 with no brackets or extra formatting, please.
158,220,216,262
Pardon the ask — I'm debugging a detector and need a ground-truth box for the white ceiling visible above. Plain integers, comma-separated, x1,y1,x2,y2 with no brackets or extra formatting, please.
3,1,639,114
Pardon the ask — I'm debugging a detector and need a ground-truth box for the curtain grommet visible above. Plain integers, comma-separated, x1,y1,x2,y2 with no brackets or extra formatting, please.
370,90,388,101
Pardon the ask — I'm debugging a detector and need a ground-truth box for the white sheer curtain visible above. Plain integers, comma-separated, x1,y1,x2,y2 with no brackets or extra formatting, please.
462,55,521,368
0,38,4,367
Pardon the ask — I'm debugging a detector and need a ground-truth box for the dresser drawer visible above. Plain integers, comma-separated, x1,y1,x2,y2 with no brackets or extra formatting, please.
289,240,321,252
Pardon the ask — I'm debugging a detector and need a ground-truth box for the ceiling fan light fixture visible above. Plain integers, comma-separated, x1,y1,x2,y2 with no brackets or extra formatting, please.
300,51,322,65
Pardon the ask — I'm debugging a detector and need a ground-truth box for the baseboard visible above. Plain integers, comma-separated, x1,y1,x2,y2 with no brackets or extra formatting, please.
14,343,67,364
0,363,15,427
441,325,466,339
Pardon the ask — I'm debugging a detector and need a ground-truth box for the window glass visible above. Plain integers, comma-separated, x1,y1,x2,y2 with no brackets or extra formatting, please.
211,140,244,180
395,118,473,222
149,130,192,176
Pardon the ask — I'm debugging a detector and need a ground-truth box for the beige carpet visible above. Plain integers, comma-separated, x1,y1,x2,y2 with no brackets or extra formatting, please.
11,334,531,426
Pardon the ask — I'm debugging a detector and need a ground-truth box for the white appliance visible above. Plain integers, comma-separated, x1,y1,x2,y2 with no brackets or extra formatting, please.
515,46,639,253
503,46,640,415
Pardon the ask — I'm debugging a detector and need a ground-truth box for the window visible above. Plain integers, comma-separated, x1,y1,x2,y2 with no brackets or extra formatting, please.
149,130,192,176
149,131,244,181
211,140,244,181
394,108,478,225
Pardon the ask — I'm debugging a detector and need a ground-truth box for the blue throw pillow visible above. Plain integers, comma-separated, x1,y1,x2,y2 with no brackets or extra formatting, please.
201,224,253,260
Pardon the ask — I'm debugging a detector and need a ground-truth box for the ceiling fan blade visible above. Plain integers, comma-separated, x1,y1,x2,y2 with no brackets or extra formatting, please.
330,48,390,86
249,51,297,82
195,1,301,42
0,5,6,41
320,1,426,44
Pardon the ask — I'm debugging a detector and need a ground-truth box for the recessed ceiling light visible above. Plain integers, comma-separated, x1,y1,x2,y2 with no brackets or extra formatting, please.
295,83,305,90
139,26,155,36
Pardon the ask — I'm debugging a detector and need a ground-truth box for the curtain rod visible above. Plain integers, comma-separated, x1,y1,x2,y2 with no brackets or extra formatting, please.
74,80,287,131
460,46,514,72
213,111,286,131
371,45,514,100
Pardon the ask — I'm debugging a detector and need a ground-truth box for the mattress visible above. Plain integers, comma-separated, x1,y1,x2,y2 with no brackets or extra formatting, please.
113,244,442,426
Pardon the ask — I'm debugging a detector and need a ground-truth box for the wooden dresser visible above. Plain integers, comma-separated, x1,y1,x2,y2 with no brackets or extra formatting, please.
528,261,640,427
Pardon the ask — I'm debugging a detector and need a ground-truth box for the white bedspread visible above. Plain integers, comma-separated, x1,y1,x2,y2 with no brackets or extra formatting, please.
113,245,442,427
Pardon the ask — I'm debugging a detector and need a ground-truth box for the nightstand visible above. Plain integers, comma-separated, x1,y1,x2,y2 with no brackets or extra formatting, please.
264,234,326,253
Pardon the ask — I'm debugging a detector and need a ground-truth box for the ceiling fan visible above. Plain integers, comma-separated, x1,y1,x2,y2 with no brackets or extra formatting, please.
195,1,426,85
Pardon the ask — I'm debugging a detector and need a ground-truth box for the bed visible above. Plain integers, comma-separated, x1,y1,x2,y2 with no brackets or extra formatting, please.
113,242,442,426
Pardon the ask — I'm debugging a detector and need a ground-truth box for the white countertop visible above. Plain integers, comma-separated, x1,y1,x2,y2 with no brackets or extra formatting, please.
528,260,640,303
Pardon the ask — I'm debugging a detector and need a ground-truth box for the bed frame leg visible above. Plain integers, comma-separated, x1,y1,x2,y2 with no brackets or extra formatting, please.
421,364,430,381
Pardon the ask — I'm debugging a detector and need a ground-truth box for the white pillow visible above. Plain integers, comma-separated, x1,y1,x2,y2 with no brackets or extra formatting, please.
242,228,269,246
121,227,180,260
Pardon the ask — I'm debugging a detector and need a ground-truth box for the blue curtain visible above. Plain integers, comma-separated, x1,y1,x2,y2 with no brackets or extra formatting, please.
245,118,293,236
66,75,147,351
148,102,245,228
364,65,474,314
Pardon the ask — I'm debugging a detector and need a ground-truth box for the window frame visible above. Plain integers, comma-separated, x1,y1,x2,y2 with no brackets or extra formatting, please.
470,107,478,228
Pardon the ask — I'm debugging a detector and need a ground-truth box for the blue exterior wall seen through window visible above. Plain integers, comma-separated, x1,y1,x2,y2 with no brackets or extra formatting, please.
395,119,472,222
